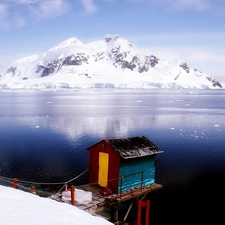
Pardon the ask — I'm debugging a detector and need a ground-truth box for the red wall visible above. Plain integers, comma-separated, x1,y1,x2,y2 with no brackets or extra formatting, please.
88,140,121,193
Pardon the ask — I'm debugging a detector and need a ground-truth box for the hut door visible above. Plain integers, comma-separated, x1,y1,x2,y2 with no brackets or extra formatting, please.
98,152,109,187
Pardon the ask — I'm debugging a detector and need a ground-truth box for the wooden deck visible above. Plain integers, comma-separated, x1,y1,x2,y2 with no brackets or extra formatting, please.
50,182,163,222
50,185,109,214
107,183,163,202
76,182,162,213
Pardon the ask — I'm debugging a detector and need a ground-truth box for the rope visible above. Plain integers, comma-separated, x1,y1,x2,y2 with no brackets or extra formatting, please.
0,176,14,185
0,168,89,186
0,176,31,192
66,168,88,183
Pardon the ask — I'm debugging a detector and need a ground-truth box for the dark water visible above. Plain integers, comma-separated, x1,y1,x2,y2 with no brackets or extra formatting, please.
0,89,225,224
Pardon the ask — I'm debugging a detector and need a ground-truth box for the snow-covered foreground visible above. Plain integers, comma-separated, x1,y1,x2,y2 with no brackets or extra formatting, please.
0,185,113,225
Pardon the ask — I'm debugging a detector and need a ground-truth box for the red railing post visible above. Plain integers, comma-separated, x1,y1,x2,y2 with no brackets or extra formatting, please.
12,178,18,189
71,185,75,205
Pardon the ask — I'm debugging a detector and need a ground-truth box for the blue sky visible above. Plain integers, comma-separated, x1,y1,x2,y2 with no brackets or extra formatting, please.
0,0,224,79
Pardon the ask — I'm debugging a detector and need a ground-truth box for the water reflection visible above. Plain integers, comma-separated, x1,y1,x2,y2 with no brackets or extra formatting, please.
0,90,225,188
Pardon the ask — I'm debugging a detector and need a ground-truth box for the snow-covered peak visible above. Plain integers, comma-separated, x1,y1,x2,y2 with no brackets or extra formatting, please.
48,37,84,54
104,35,134,54
105,35,132,47
55,37,83,48
0,35,223,90
40,37,85,63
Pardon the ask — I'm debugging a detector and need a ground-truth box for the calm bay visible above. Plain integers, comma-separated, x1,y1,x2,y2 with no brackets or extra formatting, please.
0,89,225,224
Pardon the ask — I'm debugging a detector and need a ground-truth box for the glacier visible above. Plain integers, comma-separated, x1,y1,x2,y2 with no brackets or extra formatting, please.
0,35,223,90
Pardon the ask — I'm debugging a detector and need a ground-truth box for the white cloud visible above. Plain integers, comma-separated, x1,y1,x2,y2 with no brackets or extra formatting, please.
13,0,35,3
33,0,71,20
14,16,26,28
0,4,9,28
80,0,98,14
129,31,225,47
0,0,100,26
169,0,210,11
0,0,71,28
140,0,225,14
0,4,7,15
129,31,225,77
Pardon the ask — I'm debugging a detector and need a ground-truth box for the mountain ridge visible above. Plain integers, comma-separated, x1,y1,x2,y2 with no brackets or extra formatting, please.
0,35,223,90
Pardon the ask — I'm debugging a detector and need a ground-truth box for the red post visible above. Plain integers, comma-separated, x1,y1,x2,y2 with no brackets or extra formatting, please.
31,186,37,194
12,178,18,189
71,186,75,205
146,200,150,225
137,200,150,225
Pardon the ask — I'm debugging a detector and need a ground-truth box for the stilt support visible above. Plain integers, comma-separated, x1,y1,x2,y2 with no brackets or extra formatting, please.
137,200,150,225
123,199,135,222
111,204,119,224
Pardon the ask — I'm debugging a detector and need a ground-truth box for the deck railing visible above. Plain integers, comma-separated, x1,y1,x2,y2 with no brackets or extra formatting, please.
119,171,144,194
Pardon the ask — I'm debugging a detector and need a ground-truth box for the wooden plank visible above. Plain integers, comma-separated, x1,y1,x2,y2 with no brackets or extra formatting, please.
107,183,163,203
50,183,163,215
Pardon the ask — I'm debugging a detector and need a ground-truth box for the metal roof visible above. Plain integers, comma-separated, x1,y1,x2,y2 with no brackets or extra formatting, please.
105,136,163,159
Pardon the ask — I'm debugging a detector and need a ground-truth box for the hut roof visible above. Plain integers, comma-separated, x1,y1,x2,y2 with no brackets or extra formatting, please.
105,136,163,159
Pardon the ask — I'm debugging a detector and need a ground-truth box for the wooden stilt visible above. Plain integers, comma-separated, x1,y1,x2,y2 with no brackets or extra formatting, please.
110,204,119,223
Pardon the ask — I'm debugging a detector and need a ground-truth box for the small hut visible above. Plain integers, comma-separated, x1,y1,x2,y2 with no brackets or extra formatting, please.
86,136,163,194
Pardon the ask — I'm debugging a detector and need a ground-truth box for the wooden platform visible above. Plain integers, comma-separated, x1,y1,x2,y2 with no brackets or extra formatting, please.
107,183,163,202
77,182,162,213
50,185,108,214
50,183,163,217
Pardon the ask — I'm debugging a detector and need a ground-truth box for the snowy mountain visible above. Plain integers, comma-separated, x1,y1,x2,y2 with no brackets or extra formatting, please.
0,35,222,90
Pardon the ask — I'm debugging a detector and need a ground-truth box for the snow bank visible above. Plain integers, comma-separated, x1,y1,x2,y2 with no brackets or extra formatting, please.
0,185,112,225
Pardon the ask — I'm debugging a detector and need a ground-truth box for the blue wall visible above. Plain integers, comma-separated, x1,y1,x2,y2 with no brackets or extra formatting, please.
118,156,156,193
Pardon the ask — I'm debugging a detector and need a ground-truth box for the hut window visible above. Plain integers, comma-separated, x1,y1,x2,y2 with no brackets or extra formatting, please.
102,144,105,150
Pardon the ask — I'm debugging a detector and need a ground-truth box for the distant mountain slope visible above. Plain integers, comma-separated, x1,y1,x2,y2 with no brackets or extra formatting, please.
0,35,222,89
